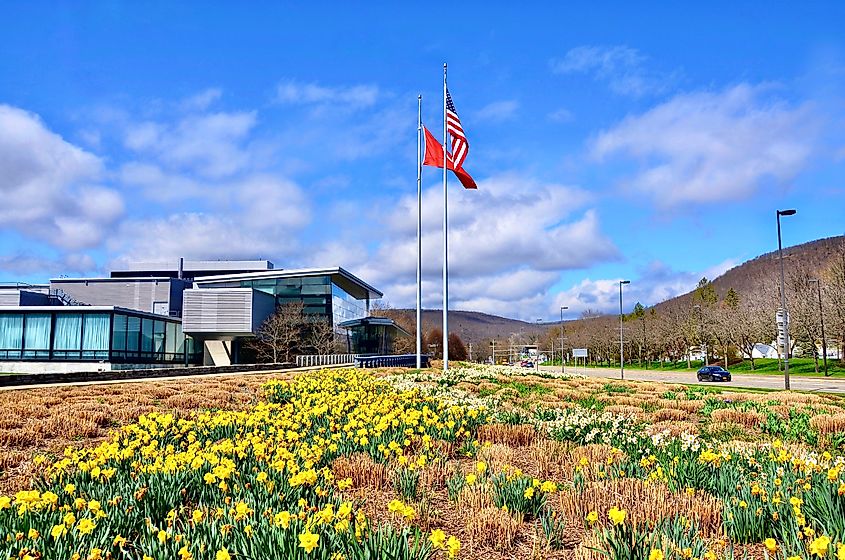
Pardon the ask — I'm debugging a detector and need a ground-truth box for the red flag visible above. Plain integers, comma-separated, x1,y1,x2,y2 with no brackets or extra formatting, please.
422,126,477,189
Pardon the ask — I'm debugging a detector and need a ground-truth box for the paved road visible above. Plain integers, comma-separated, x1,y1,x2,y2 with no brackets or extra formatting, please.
539,365,845,394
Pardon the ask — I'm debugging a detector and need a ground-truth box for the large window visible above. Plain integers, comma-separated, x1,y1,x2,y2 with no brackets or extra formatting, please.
23,314,51,359
112,314,127,352
332,283,366,330
53,314,82,352
1,310,194,364
240,276,334,319
0,314,23,359
82,314,110,359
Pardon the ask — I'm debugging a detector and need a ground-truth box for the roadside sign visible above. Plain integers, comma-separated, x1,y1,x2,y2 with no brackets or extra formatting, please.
573,348,588,358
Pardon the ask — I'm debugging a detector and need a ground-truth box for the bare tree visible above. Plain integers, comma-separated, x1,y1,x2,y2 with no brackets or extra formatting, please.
371,302,416,354
824,239,845,364
307,316,337,356
249,302,305,363
730,289,774,370
788,263,822,372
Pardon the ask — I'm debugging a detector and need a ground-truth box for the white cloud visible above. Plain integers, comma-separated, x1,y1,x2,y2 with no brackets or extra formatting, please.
0,252,97,276
592,84,816,205
551,45,671,96
0,104,123,250
124,111,259,179
275,80,379,108
109,174,310,262
474,100,519,122
180,88,222,111
336,172,619,320
551,258,739,317
119,162,205,202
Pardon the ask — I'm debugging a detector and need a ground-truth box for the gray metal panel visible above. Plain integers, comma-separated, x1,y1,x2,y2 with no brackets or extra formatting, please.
182,288,255,335
0,290,21,306
251,290,276,332
50,279,174,313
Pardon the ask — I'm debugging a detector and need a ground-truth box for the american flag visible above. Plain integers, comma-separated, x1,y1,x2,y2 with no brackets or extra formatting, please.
446,88,468,170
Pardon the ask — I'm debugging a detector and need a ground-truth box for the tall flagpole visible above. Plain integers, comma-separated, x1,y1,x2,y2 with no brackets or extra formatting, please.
442,63,449,371
416,95,423,369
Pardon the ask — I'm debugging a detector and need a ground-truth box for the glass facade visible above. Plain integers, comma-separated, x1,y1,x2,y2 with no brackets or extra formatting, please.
229,275,367,329
0,309,195,364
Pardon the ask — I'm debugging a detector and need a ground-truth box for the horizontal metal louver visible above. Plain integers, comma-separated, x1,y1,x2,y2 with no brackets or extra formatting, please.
182,289,254,334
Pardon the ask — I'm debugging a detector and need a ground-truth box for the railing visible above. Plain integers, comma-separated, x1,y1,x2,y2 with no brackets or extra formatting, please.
354,354,430,368
295,354,358,368
49,289,89,307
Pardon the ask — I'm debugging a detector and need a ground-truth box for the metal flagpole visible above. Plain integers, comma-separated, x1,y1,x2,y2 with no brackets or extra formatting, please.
442,63,449,371
416,94,423,369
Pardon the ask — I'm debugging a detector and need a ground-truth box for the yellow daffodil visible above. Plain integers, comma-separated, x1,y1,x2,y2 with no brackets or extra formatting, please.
429,529,446,550
299,530,320,554
608,507,626,526
810,536,831,557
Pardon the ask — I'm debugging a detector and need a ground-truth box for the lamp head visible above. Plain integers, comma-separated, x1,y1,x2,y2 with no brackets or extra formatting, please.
778,209,797,216
620,280,631,285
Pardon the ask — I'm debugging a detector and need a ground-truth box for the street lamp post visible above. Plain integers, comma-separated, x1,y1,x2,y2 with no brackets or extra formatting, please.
560,306,569,375
809,278,829,377
619,280,630,380
777,209,796,390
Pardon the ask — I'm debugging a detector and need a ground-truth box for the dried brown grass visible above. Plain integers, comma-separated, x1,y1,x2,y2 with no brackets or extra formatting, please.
650,408,690,423
710,408,765,429
559,479,723,537
811,413,845,437
478,423,536,447
465,508,523,551
331,453,386,489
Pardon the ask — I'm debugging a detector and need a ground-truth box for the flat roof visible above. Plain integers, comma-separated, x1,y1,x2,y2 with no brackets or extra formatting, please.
111,260,274,273
0,306,180,321
338,316,411,337
193,267,383,300
50,277,178,283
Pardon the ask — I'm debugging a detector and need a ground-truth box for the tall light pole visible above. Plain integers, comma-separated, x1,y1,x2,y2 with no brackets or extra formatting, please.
619,280,630,379
777,209,796,390
560,306,569,374
809,278,829,377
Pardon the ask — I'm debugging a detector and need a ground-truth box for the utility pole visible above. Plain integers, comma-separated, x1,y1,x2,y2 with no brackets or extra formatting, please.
777,209,796,390
468,343,473,362
490,339,496,365
809,278,829,376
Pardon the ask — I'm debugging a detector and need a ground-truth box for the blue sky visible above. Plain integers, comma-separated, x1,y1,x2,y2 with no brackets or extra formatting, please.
1,2,844,320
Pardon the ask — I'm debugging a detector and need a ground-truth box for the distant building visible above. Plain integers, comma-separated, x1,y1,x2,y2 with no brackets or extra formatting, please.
0,260,385,373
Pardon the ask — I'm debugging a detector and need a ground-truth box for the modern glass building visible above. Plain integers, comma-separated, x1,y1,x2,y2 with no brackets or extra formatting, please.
0,263,385,371
338,317,410,355
193,268,380,331
0,307,195,365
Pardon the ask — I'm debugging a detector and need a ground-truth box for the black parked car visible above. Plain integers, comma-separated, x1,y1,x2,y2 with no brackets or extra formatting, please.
696,365,732,382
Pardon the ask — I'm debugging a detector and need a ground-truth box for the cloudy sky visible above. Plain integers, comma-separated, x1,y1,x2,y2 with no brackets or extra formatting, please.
1,3,844,320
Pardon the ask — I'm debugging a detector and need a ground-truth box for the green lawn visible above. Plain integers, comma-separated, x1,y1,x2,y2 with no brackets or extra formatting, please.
544,357,845,377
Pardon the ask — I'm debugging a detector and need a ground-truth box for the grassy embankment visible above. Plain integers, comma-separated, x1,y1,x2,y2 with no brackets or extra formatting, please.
543,357,845,377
